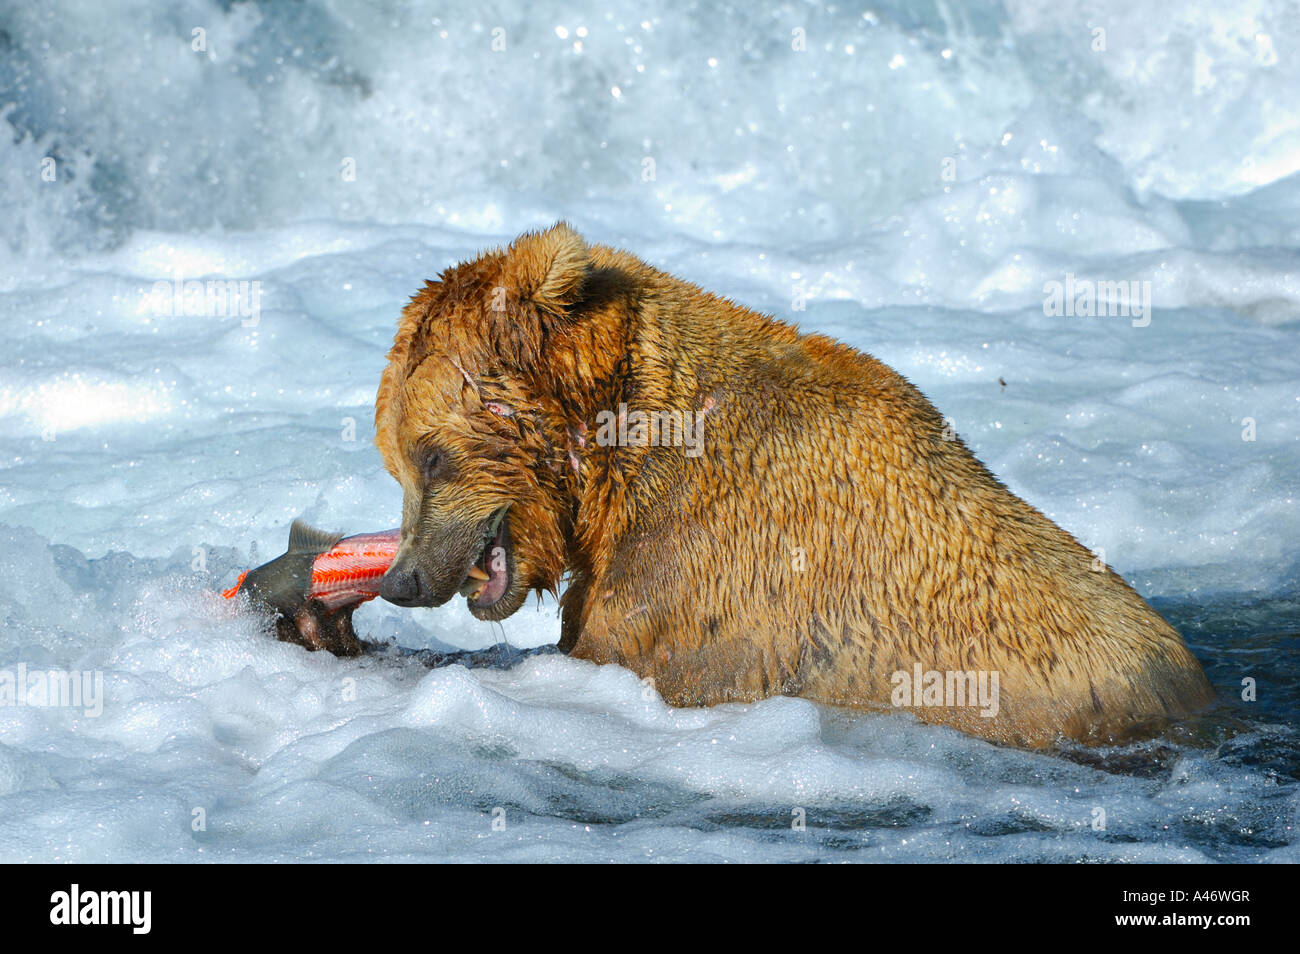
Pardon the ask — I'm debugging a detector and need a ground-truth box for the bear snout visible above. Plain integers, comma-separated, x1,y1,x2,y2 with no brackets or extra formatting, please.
378,561,425,606
379,512,497,609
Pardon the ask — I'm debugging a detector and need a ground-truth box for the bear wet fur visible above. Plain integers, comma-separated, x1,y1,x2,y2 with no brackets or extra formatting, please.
372,223,1215,747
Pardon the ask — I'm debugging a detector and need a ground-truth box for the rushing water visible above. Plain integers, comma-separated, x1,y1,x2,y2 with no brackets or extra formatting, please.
0,0,1296,861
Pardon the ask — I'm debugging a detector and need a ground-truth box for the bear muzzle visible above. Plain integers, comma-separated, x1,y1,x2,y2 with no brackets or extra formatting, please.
379,506,512,611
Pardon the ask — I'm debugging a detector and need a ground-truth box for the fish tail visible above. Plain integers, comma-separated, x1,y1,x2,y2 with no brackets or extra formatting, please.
222,570,249,599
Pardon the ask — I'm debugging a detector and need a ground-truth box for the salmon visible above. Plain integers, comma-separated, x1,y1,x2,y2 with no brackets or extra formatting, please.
223,521,399,615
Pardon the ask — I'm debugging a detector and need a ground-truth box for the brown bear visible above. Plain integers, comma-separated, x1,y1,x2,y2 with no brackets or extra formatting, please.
372,223,1215,747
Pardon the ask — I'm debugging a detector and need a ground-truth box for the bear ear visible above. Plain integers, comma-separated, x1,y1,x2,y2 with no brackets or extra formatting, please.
502,222,590,315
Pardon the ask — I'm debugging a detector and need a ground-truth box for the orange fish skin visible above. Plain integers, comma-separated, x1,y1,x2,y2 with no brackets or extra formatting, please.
307,529,401,610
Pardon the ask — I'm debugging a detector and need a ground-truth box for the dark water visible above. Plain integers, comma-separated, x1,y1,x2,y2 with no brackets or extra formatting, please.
366,595,1300,863
1151,594,1300,784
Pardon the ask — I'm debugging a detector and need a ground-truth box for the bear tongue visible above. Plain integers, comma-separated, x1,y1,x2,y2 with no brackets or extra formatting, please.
460,507,510,605
456,548,494,598
460,566,505,604
475,564,508,605
459,555,507,604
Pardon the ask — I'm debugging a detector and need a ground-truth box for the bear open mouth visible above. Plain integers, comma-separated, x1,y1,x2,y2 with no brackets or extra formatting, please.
457,505,512,610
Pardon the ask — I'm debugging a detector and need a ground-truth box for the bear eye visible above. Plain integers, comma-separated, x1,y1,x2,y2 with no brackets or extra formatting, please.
419,445,452,482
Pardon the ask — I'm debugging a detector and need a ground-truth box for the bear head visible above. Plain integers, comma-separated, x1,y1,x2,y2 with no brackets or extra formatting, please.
373,222,600,620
